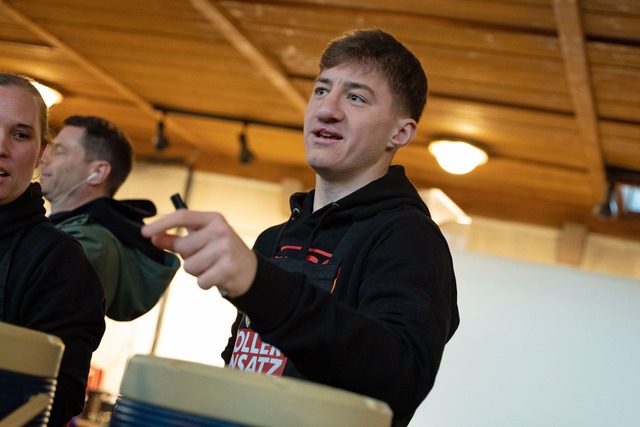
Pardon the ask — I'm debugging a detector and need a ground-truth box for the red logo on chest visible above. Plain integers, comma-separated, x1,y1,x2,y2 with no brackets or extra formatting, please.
229,328,287,376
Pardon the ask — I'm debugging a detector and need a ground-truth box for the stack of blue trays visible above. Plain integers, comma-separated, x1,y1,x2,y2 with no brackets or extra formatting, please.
110,398,246,427
0,322,64,427
0,369,57,426
111,355,392,427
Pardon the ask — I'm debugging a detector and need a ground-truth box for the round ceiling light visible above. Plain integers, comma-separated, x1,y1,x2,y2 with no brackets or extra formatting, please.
31,82,63,108
428,140,488,175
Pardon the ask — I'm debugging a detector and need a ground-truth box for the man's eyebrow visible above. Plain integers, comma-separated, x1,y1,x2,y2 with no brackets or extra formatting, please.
314,77,375,96
315,76,331,85
344,81,374,96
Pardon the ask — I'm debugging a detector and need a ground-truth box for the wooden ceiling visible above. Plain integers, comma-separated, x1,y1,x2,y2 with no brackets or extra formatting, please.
1,0,639,241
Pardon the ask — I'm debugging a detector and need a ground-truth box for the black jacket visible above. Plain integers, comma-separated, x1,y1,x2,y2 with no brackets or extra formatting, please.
0,183,105,427
223,166,459,426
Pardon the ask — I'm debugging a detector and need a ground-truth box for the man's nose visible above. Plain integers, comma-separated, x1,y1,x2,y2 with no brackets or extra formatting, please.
315,92,344,122
0,131,9,155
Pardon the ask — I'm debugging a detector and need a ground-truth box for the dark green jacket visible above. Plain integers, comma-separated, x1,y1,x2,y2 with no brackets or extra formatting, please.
50,198,180,321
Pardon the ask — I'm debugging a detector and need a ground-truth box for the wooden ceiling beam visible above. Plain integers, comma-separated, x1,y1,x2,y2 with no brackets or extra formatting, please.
553,0,606,203
189,0,308,113
0,0,204,151
0,1,159,116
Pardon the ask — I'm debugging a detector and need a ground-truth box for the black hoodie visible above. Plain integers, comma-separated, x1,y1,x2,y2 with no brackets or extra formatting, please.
223,166,459,426
0,183,105,427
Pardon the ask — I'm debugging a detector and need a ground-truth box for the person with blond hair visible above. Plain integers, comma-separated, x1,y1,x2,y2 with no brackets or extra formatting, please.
0,72,105,427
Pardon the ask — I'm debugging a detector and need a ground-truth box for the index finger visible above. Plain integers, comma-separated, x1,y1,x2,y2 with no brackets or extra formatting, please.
142,209,198,237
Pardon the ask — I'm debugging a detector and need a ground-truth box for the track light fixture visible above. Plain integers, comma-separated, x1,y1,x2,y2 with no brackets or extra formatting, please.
238,122,254,164
152,112,170,152
149,105,301,163
593,178,618,219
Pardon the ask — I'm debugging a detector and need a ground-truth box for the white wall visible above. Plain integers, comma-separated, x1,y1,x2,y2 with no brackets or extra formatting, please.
412,250,640,426
86,164,640,425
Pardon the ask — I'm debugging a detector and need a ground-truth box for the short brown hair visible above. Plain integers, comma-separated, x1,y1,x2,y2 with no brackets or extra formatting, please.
319,29,428,122
64,115,133,196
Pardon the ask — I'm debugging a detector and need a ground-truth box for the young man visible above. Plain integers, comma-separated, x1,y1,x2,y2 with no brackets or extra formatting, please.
0,74,105,427
142,29,459,426
39,115,180,321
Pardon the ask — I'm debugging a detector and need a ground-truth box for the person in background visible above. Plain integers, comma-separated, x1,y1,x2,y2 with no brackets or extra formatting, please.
142,28,459,427
0,73,105,426
39,115,180,321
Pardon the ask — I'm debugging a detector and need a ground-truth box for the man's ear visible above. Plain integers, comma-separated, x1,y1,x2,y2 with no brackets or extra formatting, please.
388,118,417,149
88,161,111,184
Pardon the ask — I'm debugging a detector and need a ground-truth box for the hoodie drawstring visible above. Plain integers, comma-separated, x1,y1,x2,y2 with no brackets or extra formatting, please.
270,203,340,260
299,202,339,261
270,207,301,257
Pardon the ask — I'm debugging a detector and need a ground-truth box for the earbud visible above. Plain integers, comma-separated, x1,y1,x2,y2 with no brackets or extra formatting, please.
53,170,101,207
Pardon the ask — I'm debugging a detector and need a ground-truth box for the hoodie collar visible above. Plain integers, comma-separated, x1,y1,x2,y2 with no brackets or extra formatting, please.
289,165,430,222
49,197,165,261
0,183,47,237
273,166,430,258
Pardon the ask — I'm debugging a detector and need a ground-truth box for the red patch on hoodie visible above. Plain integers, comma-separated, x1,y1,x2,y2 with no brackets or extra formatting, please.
229,328,287,376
